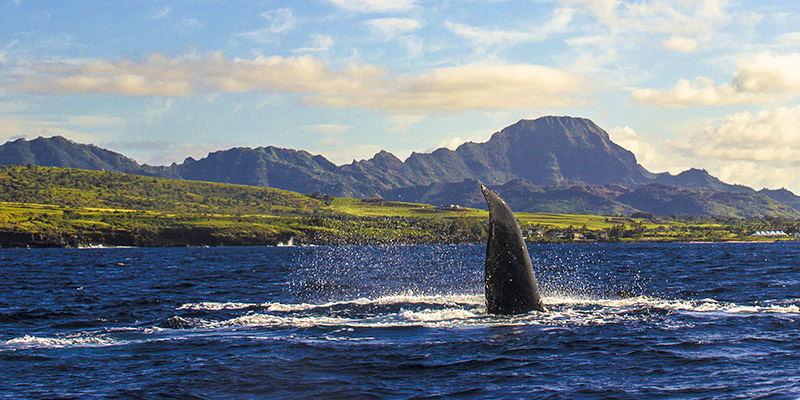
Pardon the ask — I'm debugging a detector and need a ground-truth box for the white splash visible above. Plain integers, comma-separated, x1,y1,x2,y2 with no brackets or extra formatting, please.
4,333,119,349
164,294,800,331
178,301,263,311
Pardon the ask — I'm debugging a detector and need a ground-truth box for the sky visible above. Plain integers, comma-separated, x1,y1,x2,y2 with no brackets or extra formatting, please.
2,1,800,192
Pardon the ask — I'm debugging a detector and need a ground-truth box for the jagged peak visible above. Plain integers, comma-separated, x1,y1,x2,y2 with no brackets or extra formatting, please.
372,149,400,160
5,135,77,146
676,167,710,176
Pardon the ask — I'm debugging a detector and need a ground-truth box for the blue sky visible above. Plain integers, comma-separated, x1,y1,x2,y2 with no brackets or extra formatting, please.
2,0,800,191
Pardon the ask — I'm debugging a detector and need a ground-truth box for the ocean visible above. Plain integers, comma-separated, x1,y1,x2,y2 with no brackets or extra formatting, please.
1,243,798,399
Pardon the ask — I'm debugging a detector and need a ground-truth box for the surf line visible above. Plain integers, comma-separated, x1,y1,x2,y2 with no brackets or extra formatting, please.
482,185,547,314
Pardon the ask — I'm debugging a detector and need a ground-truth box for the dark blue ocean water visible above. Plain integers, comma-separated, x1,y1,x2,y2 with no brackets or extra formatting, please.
1,243,799,399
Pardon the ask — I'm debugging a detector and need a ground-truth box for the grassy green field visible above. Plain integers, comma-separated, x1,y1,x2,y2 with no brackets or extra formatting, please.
0,165,797,247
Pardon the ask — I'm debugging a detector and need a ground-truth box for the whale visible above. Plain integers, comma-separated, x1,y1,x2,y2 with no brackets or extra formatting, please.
482,185,547,314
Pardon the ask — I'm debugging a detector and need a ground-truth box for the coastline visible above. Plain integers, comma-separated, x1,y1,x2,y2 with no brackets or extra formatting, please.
1,229,795,249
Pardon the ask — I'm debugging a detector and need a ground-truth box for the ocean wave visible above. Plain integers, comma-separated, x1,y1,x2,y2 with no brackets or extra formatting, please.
3,333,119,349
166,294,799,331
7,295,797,349
177,301,264,311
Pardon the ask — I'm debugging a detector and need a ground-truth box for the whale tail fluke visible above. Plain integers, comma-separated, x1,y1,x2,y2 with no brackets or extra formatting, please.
482,185,546,314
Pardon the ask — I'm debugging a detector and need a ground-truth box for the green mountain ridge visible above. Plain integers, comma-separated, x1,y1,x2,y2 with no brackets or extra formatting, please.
2,116,799,218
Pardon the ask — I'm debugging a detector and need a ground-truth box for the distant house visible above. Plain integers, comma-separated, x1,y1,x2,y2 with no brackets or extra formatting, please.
524,229,544,239
546,230,565,239
751,230,788,237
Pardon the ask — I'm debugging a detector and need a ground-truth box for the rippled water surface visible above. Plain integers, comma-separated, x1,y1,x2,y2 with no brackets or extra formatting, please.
1,243,799,399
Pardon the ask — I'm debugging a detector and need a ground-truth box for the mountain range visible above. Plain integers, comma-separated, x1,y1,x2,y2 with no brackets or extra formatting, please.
2,115,799,218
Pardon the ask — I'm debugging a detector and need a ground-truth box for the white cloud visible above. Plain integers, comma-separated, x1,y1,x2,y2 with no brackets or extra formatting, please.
675,106,800,164
609,107,800,191
609,126,658,165
387,114,424,132
11,51,589,111
437,137,467,151
365,18,421,41
402,35,423,58
66,115,124,127
567,0,729,36
235,9,297,44
328,0,417,13
565,0,732,73
304,124,351,134
445,21,534,47
668,106,800,190
176,18,202,32
607,125,690,173
631,77,770,108
259,8,296,34
112,141,235,165
632,52,800,107
303,124,351,146
446,7,572,47
0,114,102,143
662,35,699,53
0,39,19,64
293,34,334,53
150,6,170,20
144,99,174,125
774,32,800,48
733,51,800,93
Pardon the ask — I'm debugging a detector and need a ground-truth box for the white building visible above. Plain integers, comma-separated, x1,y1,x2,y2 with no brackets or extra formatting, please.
751,230,788,237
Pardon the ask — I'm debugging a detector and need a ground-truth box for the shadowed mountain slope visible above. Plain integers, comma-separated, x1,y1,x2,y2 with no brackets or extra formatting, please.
0,136,145,174
2,116,799,217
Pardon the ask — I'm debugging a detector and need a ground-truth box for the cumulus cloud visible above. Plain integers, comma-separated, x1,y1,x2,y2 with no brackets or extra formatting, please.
733,52,800,92
632,52,800,107
328,0,417,13
668,106,800,190
631,77,769,108
10,51,589,111
368,64,587,110
607,126,668,170
662,35,699,53
607,113,800,192
675,106,800,164
365,18,421,41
